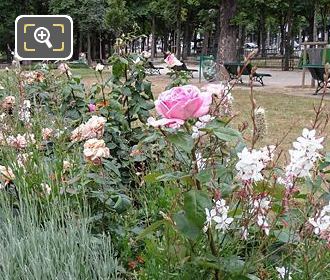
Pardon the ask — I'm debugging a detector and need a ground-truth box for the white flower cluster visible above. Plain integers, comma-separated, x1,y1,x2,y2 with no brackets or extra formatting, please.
204,199,233,233
280,129,323,188
276,266,292,280
309,201,330,243
19,100,31,123
192,114,214,139
236,145,275,182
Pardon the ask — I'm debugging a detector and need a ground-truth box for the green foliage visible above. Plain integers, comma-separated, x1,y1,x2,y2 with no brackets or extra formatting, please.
0,196,124,279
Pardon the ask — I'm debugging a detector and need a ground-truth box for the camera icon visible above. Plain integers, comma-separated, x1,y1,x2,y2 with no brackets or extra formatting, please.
15,15,73,60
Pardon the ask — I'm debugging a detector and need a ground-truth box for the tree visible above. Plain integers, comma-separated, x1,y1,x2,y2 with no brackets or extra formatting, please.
217,0,238,64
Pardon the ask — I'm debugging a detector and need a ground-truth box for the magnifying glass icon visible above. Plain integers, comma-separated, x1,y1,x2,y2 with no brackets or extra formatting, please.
34,27,53,49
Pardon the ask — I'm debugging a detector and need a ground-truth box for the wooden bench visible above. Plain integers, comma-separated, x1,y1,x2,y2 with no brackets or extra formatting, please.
303,65,330,95
224,62,272,86
173,62,198,78
145,61,164,75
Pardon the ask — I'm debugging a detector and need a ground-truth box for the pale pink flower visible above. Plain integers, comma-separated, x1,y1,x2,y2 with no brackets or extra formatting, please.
0,165,15,181
155,85,212,121
7,134,28,149
17,153,31,169
83,138,110,165
164,53,183,68
58,63,72,76
63,160,73,172
2,96,15,111
71,116,106,142
58,63,69,73
42,128,54,141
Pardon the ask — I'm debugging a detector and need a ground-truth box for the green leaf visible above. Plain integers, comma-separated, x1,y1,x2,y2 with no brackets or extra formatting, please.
213,127,242,142
136,220,166,240
167,132,194,153
183,190,212,229
156,171,190,182
273,229,300,244
144,172,162,183
173,210,201,240
196,169,212,184
173,190,212,240
194,256,245,274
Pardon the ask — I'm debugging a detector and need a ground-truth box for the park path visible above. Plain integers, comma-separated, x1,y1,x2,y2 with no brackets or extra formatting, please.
149,62,330,100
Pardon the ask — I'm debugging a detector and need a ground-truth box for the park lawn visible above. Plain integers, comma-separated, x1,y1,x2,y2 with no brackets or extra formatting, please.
230,88,330,151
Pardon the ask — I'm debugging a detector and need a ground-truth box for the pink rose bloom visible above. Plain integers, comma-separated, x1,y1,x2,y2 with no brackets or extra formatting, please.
155,85,212,121
42,128,54,141
164,53,183,68
88,103,96,112
83,138,110,165
71,116,106,142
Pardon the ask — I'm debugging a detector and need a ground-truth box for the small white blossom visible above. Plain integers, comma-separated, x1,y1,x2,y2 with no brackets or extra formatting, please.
276,266,292,280
309,201,330,235
41,183,51,196
204,199,233,233
191,115,214,139
95,63,105,72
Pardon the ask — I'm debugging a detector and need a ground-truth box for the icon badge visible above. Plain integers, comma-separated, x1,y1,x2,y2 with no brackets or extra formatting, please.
15,15,73,60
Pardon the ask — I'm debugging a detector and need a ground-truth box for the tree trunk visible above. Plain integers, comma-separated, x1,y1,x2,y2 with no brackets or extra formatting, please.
238,25,245,60
79,32,83,55
163,34,169,53
280,23,285,55
99,34,103,61
151,15,156,59
313,8,318,42
260,13,267,57
175,2,182,58
92,35,96,61
87,32,92,65
202,30,210,56
284,2,293,71
182,21,192,60
217,0,238,64
212,11,221,56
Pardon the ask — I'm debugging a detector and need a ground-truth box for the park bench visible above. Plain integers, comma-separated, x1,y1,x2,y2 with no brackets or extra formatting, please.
145,61,164,75
224,62,272,86
303,65,330,95
173,62,198,78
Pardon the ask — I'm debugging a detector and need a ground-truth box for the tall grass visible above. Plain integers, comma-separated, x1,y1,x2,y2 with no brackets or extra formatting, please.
0,195,124,280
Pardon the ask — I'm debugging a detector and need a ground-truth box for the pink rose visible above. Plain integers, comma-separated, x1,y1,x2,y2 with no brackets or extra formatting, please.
164,53,183,68
88,103,96,112
155,85,212,121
